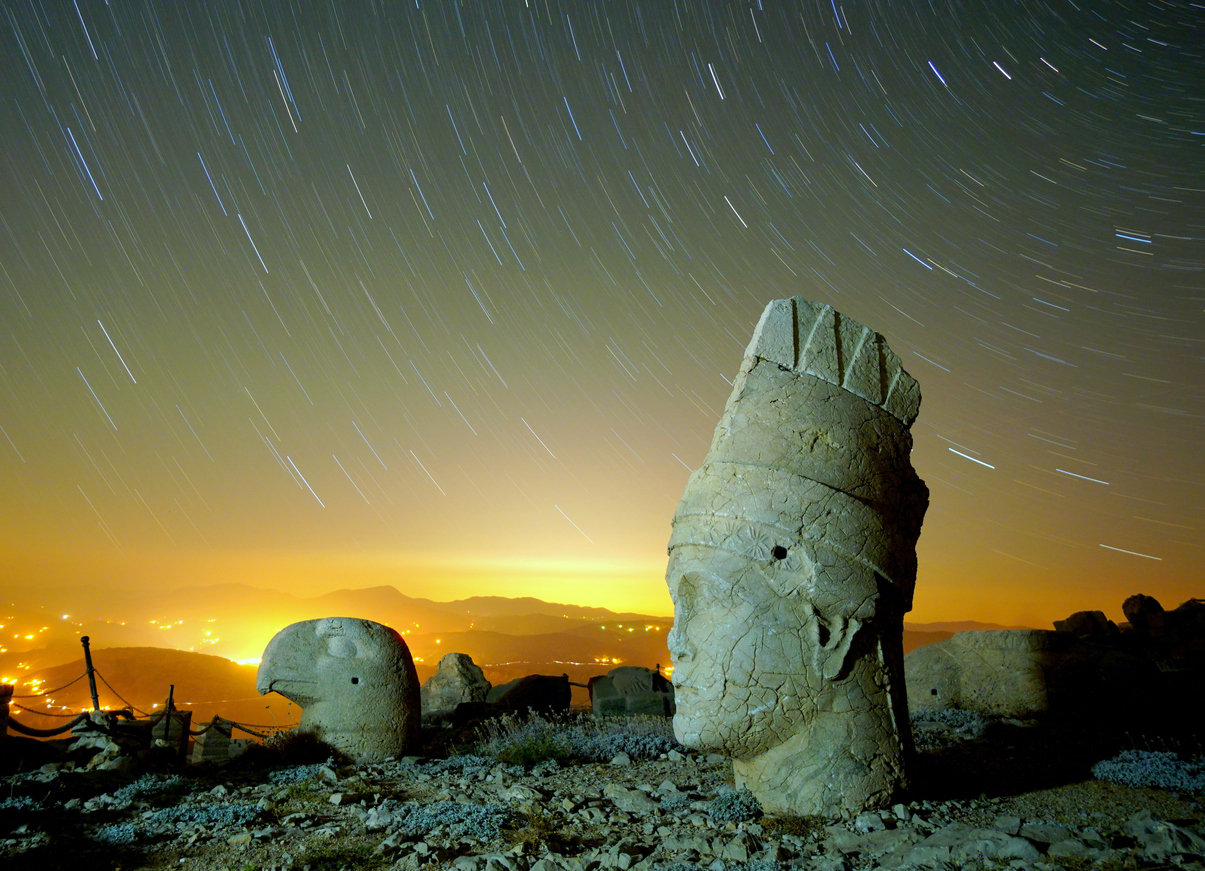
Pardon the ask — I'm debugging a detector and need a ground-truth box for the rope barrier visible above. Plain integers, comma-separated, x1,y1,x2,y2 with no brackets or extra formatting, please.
13,702,85,718
183,719,297,739
229,723,275,739
6,712,90,738
11,672,88,698
94,669,153,717
4,648,299,748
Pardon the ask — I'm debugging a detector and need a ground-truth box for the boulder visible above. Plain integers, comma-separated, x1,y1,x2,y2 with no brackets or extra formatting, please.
485,674,570,714
421,652,491,716
590,666,675,717
1053,610,1118,639
1123,594,1166,640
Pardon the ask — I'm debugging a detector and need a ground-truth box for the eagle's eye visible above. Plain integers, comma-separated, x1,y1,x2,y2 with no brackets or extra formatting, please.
327,637,359,658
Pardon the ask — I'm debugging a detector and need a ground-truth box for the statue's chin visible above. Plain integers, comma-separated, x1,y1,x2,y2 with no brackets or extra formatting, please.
671,717,701,749
674,713,739,756
675,709,784,759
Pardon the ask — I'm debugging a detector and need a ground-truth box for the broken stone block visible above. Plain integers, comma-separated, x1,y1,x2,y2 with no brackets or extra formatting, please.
590,666,675,717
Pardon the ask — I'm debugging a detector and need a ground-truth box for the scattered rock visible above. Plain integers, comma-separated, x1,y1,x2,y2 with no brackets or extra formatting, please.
3,714,1202,871
421,652,492,717
603,783,659,814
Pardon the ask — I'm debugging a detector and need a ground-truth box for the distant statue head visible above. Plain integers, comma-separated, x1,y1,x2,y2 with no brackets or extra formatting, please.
257,617,420,762
666,297,927,815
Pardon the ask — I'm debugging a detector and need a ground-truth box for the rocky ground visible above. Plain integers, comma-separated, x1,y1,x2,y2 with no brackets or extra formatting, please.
2,712,1203,871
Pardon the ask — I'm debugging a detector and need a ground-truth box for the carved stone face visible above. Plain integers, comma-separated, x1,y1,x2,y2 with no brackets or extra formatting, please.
665,296,927,815
667,540,873,758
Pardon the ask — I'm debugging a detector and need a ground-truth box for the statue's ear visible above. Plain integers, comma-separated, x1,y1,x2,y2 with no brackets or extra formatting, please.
811,614,862,681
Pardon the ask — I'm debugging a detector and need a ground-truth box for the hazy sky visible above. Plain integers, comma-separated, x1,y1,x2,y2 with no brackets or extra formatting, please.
1,0,1200,625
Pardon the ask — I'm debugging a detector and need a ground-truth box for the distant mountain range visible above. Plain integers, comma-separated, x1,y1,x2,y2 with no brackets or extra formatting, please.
1,583,673,672
2,583,1034,731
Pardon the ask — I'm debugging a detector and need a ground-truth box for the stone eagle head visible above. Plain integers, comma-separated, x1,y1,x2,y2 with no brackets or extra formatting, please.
257,617,420,762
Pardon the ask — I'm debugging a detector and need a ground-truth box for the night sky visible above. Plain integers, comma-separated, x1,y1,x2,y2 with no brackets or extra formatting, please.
1,0,1200,626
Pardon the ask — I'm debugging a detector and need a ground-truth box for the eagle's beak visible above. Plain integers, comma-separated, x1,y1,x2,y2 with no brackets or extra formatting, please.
256,622,321,701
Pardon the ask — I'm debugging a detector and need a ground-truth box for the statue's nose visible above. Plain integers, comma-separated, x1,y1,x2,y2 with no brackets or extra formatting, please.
667,622,692,663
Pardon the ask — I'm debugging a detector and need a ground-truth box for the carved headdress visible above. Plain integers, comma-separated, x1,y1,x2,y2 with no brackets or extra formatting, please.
668,297,928,609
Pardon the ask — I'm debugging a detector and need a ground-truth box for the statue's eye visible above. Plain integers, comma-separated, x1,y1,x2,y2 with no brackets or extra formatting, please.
771,545,788,560
351,677,360,685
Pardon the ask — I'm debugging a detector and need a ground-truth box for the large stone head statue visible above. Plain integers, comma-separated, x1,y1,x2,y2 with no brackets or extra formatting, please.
667,297,928,815
257,617,420,762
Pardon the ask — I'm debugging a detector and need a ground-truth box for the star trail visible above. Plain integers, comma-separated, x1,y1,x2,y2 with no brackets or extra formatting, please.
0,0,1201,625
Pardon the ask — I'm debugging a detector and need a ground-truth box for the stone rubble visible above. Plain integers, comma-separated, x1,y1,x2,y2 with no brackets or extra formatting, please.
3,740,1202,871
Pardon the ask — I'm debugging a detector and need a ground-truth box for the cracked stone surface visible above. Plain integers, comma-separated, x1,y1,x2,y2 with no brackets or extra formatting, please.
666,297,928,817
257,617,421,762
423,653,492,717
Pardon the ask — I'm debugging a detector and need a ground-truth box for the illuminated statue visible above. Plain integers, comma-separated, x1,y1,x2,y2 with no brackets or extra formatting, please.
666,297,928,816
257,617,420,762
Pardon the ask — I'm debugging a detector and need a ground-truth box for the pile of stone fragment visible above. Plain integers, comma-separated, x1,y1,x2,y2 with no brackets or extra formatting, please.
4,744,1204,871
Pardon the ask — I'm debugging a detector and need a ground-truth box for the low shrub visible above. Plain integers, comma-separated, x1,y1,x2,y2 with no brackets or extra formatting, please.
1091,749,1205,793
708,787,762,823
91,823,138,845
507,804,565,853
912,707,987,736
266,759,334,785
112,773,188,803
474,714,577,767
467,712,683,768
374,799,514,841
659,792,694,815
761,814,827,842
238,729,342,769
146,801,260,829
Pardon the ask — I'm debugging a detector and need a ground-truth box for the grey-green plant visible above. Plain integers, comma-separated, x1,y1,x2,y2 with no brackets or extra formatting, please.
707,787,762,823
468,711,683,768
1092,749,1205,793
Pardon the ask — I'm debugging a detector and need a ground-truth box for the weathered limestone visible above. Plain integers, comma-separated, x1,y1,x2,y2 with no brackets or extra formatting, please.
190,717,254,764
420,652,491,716
666,296,928,816
257,617,420,762
906,630,1060,717
905,628,1159,718
590,665,676,717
